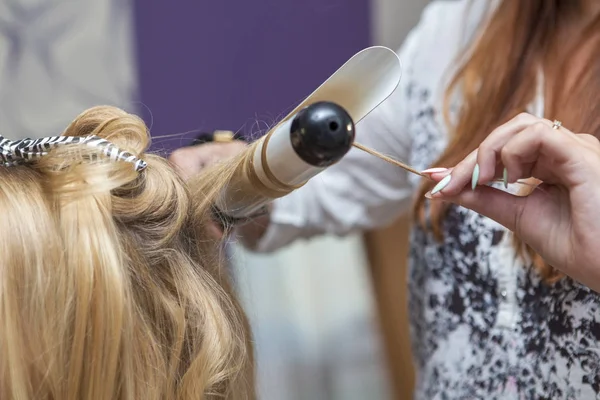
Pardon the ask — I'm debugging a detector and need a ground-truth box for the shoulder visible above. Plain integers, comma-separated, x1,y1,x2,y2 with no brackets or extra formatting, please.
390,1,495,174
400,0,493,85
356,1,494,155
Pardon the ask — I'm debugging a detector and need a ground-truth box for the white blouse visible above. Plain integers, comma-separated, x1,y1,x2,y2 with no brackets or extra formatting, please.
253,1,600,399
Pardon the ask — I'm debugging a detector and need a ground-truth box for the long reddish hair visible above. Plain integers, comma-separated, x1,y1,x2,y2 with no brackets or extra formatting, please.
413,0,600,281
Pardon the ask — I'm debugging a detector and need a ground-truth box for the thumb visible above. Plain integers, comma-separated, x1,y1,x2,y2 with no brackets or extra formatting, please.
437,186,528,234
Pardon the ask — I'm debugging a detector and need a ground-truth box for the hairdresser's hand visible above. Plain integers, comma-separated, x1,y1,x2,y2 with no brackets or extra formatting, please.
423,113,600,291
169,141,247,239
169,141,248,180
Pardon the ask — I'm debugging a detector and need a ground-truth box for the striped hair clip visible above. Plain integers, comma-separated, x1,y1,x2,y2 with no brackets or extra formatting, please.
0,135,147,171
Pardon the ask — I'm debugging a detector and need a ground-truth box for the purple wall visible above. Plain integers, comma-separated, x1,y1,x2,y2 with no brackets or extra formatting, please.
133,0,370,153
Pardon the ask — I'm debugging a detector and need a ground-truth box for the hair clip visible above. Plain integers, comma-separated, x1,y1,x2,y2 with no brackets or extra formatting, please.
0,135,147,171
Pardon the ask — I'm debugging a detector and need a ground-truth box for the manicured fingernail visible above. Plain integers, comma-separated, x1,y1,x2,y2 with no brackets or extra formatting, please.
431,174,452,195
421,167,448,175
425,192,449,202
503,168,508,188
471,164,479,191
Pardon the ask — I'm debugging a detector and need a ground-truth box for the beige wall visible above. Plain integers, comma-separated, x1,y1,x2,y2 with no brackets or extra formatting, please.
371,0,429,48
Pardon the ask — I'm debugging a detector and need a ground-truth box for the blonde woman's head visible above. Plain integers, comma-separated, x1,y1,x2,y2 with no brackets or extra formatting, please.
0,106,254,399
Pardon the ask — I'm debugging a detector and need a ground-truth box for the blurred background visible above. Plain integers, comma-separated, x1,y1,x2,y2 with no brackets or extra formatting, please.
0,0,428,398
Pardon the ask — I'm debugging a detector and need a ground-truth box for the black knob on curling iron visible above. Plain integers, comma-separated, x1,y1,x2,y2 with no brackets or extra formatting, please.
290,101,355,167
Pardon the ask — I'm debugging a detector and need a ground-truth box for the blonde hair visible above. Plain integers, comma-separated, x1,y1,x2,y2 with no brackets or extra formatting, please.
0,106,255,399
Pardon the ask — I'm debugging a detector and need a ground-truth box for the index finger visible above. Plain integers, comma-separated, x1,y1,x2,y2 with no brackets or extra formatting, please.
438,113,544,196
501,122,588,188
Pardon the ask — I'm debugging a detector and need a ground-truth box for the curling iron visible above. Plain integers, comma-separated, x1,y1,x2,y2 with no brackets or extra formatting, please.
212,46,402,222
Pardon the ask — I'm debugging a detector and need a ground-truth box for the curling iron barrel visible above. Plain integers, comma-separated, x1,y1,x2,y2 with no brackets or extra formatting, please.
214,101,355,220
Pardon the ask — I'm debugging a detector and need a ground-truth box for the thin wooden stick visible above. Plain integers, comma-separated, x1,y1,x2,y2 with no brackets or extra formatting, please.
352,142,427,178
352,141,544,193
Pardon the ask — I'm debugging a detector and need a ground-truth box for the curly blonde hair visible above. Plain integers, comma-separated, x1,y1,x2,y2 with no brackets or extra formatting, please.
0,106,255,399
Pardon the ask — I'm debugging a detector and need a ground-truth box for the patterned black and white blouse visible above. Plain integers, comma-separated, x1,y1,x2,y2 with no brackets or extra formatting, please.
258,1,600,399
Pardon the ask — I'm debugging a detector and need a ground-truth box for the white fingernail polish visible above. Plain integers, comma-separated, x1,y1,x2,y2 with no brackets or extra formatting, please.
421,167,448,174
471,164,479,191
431,175,452,195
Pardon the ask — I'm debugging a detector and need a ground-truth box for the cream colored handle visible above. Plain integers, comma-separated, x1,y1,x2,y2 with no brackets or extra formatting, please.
275,46,402,127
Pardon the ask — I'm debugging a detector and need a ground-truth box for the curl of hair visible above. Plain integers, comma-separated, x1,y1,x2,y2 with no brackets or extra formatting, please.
0,106,255,399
